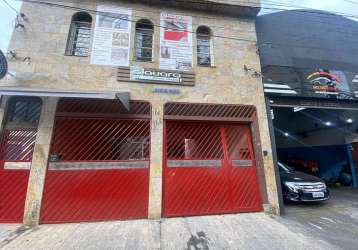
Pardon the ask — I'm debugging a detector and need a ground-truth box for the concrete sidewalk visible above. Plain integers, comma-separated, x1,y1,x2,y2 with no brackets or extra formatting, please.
0,213,337,250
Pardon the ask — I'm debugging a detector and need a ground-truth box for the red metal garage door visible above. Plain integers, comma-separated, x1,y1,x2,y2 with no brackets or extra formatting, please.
163,122,263,217
0,128,36,223
0,97,41,223
40,99,151,223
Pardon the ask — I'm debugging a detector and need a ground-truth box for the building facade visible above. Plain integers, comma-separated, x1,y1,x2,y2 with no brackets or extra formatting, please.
256,10,358,208
0,0,279,225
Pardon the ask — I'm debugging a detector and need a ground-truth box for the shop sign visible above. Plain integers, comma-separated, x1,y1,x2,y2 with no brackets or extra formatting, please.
306,70,349,97
130,66,182,83
117,66,195,86
263,66,358,100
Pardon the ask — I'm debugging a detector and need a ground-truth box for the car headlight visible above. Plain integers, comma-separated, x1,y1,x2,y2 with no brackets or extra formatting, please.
284,182,300,193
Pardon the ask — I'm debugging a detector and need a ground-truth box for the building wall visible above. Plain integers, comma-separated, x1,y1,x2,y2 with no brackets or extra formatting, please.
0,0,280,219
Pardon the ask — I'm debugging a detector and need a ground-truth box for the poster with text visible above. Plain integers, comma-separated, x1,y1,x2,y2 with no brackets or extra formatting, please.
91,5,132,66
160,13,193,71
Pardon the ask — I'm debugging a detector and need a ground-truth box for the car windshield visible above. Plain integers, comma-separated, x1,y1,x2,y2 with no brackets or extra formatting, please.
278,162,294,173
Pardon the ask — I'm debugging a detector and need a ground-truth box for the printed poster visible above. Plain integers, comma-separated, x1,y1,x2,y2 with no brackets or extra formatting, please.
91,5,132,66
160,13,193,71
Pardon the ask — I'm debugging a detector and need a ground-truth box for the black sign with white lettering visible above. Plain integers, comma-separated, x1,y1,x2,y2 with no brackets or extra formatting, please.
263,66,358,100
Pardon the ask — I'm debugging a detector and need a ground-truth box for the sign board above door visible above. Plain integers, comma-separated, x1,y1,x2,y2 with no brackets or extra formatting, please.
117,66,195,86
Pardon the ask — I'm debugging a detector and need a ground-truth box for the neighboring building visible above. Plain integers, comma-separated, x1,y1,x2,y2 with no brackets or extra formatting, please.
0,0,279,225
256,10,358,206
256,10,358,100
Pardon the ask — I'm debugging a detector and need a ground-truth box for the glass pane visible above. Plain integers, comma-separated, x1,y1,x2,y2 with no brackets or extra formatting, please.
9,100,41,125
51,119,150,161
166,123,224,160
197,36,211,66
69,21,91,56
225,125,253,167
3,129,37,161
136,28,153,61
226,126,251,160
113,137,150,160
197,54,211,66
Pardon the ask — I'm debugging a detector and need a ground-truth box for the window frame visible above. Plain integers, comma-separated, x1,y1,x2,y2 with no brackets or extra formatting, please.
65,12,93,57
4,97,42,129
196,26,214,67
134,19,154,62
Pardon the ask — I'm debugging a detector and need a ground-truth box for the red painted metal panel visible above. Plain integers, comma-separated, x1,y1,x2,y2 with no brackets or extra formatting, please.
0,129,37,162
41,116,150,223
0,166,29,223
164,167,231,216
50,118,150,161
56,99,151,117
0,129,36,223
225,125,263,212
163,122,230,216
164,102,257,119
163,122,262,217
41,169,149,223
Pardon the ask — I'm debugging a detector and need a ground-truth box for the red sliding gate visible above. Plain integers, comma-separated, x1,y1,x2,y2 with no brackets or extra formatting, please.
40,100,151,223
163,103,263,217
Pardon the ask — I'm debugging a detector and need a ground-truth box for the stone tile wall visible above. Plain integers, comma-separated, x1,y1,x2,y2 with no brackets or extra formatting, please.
0,0,279,224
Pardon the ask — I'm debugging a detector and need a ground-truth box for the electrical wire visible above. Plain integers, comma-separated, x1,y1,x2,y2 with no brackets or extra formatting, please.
1,0,19,13
16,0,358,33
14,0,259,44
14,0,358,47
14,0,261,34
9,0,358,64
337,0,358,5
170,0,358,20
9,0,358,47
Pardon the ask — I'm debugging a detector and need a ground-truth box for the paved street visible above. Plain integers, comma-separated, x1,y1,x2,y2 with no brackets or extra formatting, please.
2,188,358,250
279,187,358,250
0,212,337,250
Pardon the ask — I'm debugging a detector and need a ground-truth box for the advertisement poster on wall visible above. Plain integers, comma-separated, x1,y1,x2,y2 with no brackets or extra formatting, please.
91,5,132,66
159,13,193,71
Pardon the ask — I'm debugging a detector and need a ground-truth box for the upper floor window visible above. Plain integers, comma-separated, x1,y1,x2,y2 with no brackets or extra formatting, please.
196,26,213,67
135,19,154,61
66,12,92,57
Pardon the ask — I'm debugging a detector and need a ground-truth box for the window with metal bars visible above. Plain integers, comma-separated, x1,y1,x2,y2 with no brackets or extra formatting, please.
166,123,224,160
1,97,42,163
135,19,154,61
196,26,213,66
6,97,42,128
66,12,92,57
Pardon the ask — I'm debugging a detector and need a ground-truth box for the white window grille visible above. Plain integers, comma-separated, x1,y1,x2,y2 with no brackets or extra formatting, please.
66,13,92,57
135,19,154,61
197,26,213,66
